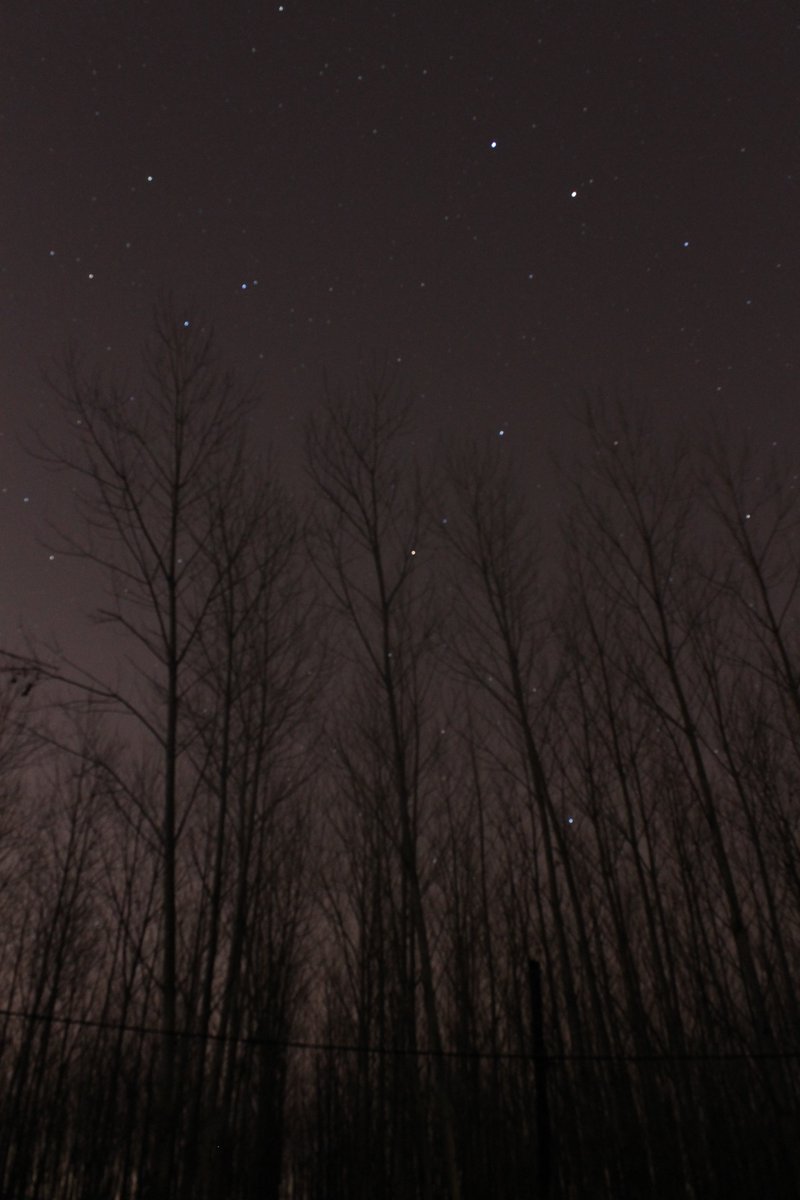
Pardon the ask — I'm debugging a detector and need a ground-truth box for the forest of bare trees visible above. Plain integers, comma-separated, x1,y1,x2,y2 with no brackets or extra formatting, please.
1,310,799,1198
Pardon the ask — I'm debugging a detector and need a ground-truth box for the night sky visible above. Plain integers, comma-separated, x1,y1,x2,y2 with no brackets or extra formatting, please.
2,1,799,652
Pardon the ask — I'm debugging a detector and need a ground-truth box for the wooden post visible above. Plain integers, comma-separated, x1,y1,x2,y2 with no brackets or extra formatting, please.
528,958,552,1196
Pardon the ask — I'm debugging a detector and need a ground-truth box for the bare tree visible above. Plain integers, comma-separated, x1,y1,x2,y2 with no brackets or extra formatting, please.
306,374,462,1200
176,465,318,1200
10,303,257,1194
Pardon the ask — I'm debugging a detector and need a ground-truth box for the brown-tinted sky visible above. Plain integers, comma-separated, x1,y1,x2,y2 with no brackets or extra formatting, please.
2,0,799,649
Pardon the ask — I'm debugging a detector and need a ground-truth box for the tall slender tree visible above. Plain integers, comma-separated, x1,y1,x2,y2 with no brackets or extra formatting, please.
24,303,257,1195
306,374,462,1200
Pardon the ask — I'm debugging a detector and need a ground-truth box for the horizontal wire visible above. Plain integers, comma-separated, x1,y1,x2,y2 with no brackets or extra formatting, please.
1,1004,798,1064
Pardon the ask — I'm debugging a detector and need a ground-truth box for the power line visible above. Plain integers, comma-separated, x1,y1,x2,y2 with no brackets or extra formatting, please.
1,1004,799,1065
